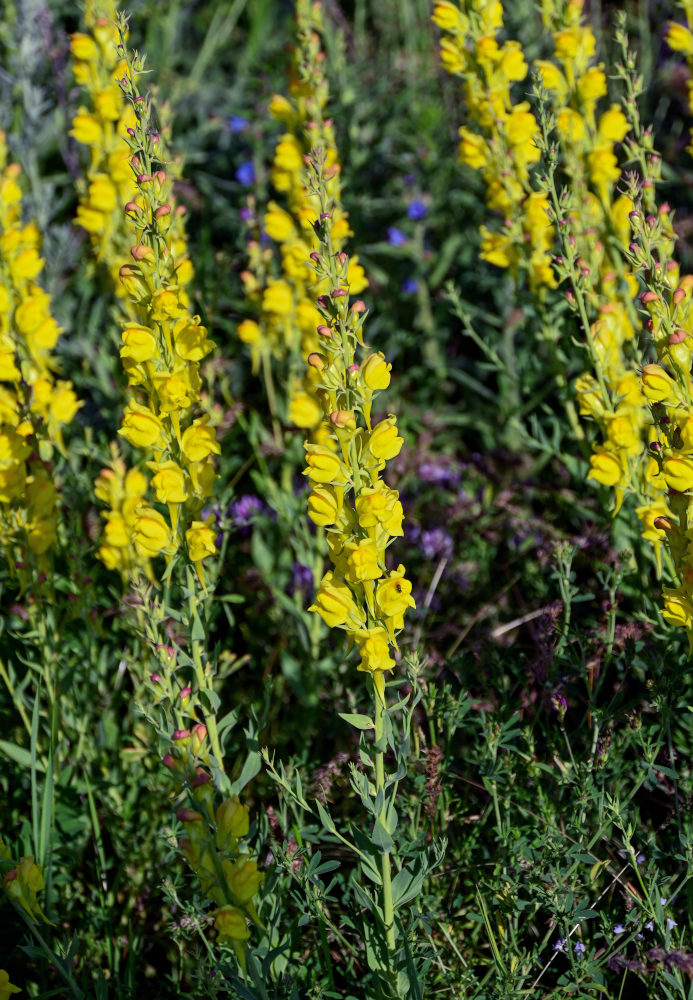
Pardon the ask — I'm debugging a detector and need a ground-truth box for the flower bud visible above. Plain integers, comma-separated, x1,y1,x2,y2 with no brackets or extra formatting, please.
155,204,171,219
673,288,686,306
362,352,391,391
330,409,356,429
350,300,366,314
307,352,326,370
669,329,687,345
640,290,660,304
317,324,332,338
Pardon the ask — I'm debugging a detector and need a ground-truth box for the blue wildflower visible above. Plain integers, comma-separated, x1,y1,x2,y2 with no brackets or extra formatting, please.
387,226,407,247
407,199,427,221
235,161,255,185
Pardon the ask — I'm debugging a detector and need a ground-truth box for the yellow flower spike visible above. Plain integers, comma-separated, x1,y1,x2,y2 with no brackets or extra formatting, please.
0,969,21,999
355,626,396,703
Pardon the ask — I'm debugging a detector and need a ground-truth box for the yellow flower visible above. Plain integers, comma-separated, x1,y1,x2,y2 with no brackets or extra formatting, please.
120,324,158,364
221,856,264,906
661,588,693,628
432,1,464,30
237,319,261,344
355,626,396,701
181,420,221,463
376,565,416,618
346,538,382,583
0,969,21,1000
667,21,693,53
662,456,693,493
361,352,391,391
367,416,403,462
303,443,348,485
458,127,488,169
307,485,341,526
132,505,172,558
289,390,321,428
310,571,366,629
641,363,678,403
186,520,217,562
149,461,188,504
118,401,166,451
216,796,250,850
587,452,624,487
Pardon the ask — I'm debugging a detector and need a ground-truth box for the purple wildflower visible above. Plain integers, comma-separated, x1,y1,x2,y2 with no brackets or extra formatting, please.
553,938,567,953
420,528,453,560
574,942,586,955
401,277,418,295
387,226,407,247
235,161,255,185
418,460,462,488
228,494,264,528
289,562,314,598
407,199,428,221
614,924,625,935
228,115,248,133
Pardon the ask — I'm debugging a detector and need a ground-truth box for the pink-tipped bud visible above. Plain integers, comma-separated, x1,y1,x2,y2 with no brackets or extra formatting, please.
155,204,171,220
628,242,641,256
130,244,153,260
640,290,660,303
192,768,210,787
649,441,662,453
162,753,179,771
348,363,360,376
320,212,332,220
303,153,312,165
150,673,162,684
673,288,686,305
130,155,141,169
332,288,347,298
125,201,142,214
330,410,356,429
669,329,688,345
660,202,671,215
173,729,191,741
336,252,347,267
179,685,192,701
126,127,135,136
177,808,203,823
134,96,146,105
629,210,641,221
136,172,152,184
653,515,673,530
646,215,656,228
350,300,366,314
316,294,330,309
644,318,654,332
307,352,326,370
667,261,678,273
154,169,167,185
317,324,332,338
191,723,207,754
310,252,320,263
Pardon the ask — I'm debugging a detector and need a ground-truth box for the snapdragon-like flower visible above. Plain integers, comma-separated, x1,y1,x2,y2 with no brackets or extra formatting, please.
91,28,219,586
0,133,81,578
433,0,555,292
302,155,415,701
238,0,367,435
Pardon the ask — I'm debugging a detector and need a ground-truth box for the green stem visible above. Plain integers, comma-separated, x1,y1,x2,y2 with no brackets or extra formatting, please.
374,683,395,952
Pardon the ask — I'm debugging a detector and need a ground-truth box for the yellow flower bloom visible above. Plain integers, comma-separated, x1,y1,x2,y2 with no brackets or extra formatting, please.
310,571,366,629
132,505,172,558
149,461,188,504
118,400,166,451
181,420,221,463
346,538,382,584
307,485,341,526
662,456,693,493
367,416,403,462
186,520,217,562
376,565,416,618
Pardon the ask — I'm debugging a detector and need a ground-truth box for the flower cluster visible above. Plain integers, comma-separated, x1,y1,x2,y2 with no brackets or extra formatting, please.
432,0,555,292
0,134,81,577
96,33,218,585
145,640,262,969
535,1,657,523
238,0,367,434
628,210,693,637
70,0,138,288
303,154,415,701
